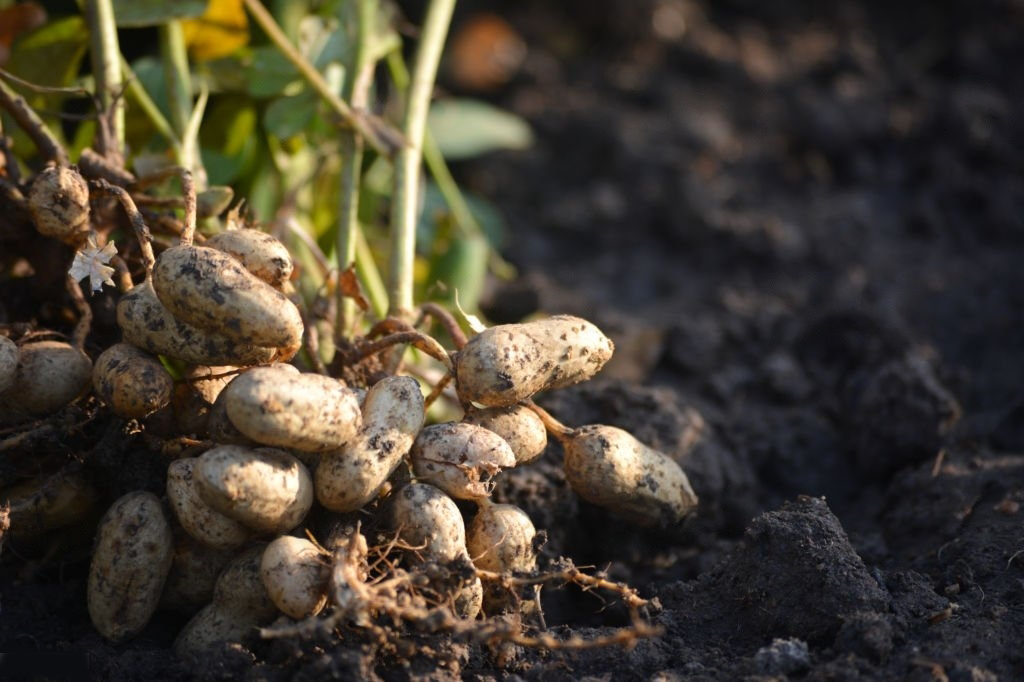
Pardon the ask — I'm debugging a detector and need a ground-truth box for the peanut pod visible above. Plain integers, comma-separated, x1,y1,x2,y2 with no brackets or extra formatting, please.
0,340,92,425
562,425,698,527
87,491,174,642
205,228,293,288
196,445,314,534
118,279,279,366
410,422,516,500
260,535,329,619
455,315,614,407
166,458,253,550
92,342,174,418
316,376,424,512
152,245,303,355
463,404,548,465
223,365,361,453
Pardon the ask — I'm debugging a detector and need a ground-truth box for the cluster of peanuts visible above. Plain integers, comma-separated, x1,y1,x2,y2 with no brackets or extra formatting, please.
5,166,699,655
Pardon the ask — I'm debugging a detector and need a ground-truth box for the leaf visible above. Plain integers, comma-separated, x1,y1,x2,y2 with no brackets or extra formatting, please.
263,90,318,140
245,46,302,97
5,16,88,88
112,0,208,28
181,0,249,60
427,98,533,160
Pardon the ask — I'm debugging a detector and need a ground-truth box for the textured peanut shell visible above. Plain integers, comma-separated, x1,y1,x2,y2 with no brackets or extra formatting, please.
410,422,516,500
0,335,17,394
467,503,537,573
166,458,252,550
563,425,698,527
117,279,278,366
160,529,235,614
5,471,97,538
173,546,277,657
92,343,174,418
392,483,468,562
462,404,547,465
0,340,92,424
152,245,302,354
196,445,314,534
27,165,90,245
316,376,424,512
87,491,174,642
224,366,361,452
455,315,614,406
260,536,329,618
205,228,293,288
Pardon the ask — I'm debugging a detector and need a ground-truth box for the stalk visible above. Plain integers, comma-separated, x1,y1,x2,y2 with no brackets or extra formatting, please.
336,0,377,339
158,21,199,176
241,0,398,157
387,0,456,320
85,0,125,158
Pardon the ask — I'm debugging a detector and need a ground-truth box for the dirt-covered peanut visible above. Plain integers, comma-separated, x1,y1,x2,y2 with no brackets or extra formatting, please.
316,376,424,512
0,335,17,394
562,425,698,527
410,423,516,500
4,471,97,539
173,545,277,658
463,404,548,465
467,503,538,573
160,529,235,614
260,535,329,618
392,483,468,562
152,245,303,355
196,445,314,534
0,340,92,424
87,491,174,642
166,458,252,549
455,315,614,407
205,228,293,288
27,165,90,245
118,279,279,366
223,365,361,452
92,342,174,418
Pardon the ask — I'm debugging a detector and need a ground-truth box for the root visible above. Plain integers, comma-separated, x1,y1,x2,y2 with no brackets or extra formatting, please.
89,179,155,274
416,302,468,349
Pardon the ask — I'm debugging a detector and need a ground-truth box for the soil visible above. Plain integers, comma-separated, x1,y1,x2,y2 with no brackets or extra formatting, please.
3,0,1024,680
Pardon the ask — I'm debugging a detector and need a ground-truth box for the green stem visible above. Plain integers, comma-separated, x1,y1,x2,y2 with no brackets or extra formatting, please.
158,20,198,175
86,0,125,157
355,224,388,320
241,0,398,157
387,0,456,320
386,50,513,279
119,56,181,154
336,0,377,340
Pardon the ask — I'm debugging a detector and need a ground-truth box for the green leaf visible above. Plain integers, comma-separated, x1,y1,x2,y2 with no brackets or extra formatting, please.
246,46,302,97
6,16,88,88
263,91,317,140
199,97,258,185
112,0,207,28
427,98,533,160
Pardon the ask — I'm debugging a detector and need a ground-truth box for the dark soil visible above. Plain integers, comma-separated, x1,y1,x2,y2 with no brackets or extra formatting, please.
4,0,1024,679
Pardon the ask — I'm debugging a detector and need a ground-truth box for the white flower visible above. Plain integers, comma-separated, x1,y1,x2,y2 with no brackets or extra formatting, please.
69,235,117,292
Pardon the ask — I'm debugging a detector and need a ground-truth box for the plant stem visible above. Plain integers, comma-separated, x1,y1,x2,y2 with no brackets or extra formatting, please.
387,0,456,320
0,76,68,165
85,0,125,158
158,20,200,177
241,0,399,157
119,56,181,154
336,0,377,340
355,224,388,319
